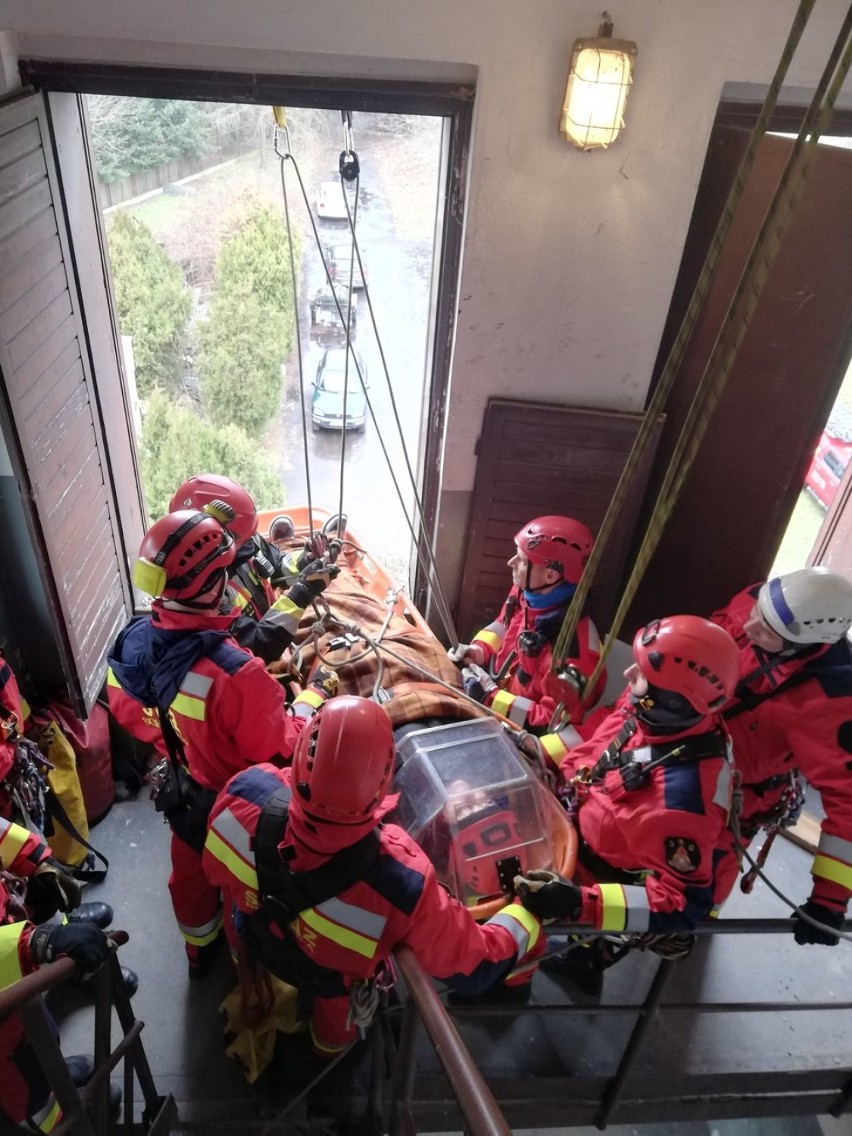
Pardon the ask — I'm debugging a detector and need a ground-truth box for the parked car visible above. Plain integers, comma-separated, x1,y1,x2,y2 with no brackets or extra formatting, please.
311,346,369,432
315,179,348,221
804,406,852,509
309,283,358,338
324,242,368,290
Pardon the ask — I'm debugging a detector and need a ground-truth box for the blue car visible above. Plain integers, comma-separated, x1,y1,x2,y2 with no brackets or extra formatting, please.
311,346,369,432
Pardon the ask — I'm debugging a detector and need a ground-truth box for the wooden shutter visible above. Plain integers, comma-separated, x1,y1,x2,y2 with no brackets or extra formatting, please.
456,399,663,639
0,91,132,713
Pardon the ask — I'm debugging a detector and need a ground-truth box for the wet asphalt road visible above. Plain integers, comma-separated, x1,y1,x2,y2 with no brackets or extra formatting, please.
279,176,433,577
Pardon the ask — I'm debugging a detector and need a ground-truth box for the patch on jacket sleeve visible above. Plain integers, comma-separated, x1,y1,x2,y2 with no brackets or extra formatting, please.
664,836,701,874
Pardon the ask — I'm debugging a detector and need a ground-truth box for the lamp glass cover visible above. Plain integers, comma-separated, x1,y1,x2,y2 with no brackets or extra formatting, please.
560,41,635,150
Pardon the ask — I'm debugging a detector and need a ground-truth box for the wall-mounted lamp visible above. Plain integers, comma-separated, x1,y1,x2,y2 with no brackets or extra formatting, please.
560,12,637,151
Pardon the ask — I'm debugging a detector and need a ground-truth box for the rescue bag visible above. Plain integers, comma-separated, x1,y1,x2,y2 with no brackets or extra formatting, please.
47,700,115,825
248,785,381,987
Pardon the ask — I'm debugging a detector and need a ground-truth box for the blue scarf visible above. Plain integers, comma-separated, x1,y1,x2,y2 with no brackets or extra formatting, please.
523,579,576,611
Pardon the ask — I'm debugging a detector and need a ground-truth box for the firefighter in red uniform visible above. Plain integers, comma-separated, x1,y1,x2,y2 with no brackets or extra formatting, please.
203,696,543,1060
449,516,606,769
516,615,740,991
106,508,336,977
0,815,110,1133
710,567,852,945
168,474,319,666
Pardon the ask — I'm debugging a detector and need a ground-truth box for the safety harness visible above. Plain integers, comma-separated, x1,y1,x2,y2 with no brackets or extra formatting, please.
582,718,728,792
248,785,381,988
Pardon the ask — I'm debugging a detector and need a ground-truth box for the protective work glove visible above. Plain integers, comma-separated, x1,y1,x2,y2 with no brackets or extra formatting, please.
27,857,83,923
447,642,486,666
514,729,544,762
28,922,111,973
462,663,497,704
309,666,339,699
791,900,845,946
286,560,341,609
514,869,583,923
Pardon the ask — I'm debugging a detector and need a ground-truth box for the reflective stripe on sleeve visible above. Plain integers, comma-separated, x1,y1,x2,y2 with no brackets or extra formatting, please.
491,689,531,726
541,732,569,768
0,817,31,869
317,897,387,942
292,689,324,719
812,853,852,891
475,627,503,653
0,921,28,988
488,902,541,956
598,883,651,932
266,595,304,636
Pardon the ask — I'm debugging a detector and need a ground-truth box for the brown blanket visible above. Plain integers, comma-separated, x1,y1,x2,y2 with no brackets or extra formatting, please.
293,568,484,728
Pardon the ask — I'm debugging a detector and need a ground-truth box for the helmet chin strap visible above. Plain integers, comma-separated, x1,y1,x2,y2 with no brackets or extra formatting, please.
631,685,703,733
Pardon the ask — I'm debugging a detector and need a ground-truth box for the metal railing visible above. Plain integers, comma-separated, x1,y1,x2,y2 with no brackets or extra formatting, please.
386,918,852,1134
0,930,177,1136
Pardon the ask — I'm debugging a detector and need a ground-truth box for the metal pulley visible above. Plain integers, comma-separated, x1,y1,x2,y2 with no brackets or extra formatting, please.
339,109,359,181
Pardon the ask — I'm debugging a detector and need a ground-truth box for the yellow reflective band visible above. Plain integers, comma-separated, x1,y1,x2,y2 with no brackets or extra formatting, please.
598,883,628,932
491,689,515,717
541,732,568,768
0,922,28,987
812,853,852,891
171,692,206,721
310,1022,348,1054
35,1096,62,1133
205,828,259,892
180,918,223,947
300,906,378,960
106,668,120,687
0,821,29,868
294,689,324,709
476,630,501,653
501,902,541,950
271,595,303,618
231,591,249,610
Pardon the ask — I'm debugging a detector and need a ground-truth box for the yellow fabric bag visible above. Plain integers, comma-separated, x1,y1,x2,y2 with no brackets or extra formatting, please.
40,718,90,868
221,968,305,1083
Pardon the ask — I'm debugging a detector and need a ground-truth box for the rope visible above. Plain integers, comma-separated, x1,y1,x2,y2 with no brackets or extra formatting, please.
581,12,852,697
550,0,819,678
273,111,459,643
274,116,316,539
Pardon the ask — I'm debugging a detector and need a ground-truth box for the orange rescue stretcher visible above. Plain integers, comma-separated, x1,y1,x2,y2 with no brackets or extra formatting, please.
257,505,577,922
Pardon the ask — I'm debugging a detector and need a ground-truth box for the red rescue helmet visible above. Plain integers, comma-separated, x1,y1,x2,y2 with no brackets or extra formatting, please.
292,696,395,825
514,516,594,583
632,615,740,716
134,509,235,605
169,474,258,546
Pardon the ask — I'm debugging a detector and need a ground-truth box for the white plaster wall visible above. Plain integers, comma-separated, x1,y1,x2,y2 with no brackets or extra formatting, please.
3,0,850,503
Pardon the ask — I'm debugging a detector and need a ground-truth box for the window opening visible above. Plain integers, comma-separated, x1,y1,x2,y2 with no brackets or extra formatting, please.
769,134,852,577
87,97,445,588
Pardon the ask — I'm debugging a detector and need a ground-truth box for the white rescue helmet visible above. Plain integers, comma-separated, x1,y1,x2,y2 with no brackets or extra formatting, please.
757,567,852,645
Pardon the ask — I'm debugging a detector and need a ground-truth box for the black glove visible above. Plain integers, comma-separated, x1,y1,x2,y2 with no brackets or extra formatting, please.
29,922,111,973
286,560,341,608
791,899,845,946
27,858,83,922
514,869,582,922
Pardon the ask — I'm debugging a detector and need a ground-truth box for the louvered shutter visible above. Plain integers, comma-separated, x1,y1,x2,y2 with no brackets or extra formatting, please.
0,91,132,713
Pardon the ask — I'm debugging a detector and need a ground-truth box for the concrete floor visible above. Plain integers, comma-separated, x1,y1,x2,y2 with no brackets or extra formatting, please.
51,791,852,1134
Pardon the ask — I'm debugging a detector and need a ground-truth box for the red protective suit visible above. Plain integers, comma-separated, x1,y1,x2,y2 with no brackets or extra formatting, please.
558,705,733,933
0,819,60,1133
472,586,606,768
203,763,542,1054
711,583,852,914
106,604,324,968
